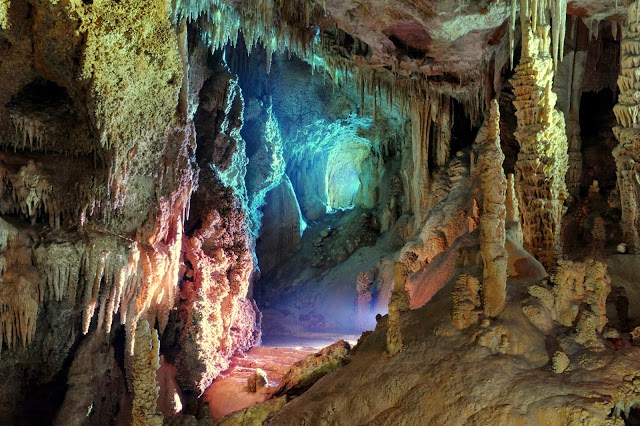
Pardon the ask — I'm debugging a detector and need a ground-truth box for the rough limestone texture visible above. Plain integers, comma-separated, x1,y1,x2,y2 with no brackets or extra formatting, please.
217,396,288,426
0,0,263,421
356,269,376,330
451,274,481,329
386,262,410,356
526,258,610,350
132,320,163,426
510,12,569,268
178,169,258,395
273,340,351,397
613,2,640,253
551,351,570,374
475,99,508,317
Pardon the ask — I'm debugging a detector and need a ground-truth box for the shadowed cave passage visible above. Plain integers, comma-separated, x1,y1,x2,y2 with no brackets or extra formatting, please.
220,45,401,342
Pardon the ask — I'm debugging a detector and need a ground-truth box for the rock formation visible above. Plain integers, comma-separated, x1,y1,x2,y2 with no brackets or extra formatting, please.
451,274,481,329
386,261,410,356
1,0,640,423
356,269,375,329
506,173,524,245
613,2,640,253
475,99,509,317
132,319,162,426
510,0,570,268
526,258,610,350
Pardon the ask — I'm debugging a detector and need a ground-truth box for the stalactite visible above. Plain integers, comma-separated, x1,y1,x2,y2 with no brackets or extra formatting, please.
475,99,508,317
0,219,182,354
10,114,46,151
510,6,569,268
612,1,640,252
0,220,41,352
510,0,567,69
552,18,587,200
410,98,431,229
435,96,452,168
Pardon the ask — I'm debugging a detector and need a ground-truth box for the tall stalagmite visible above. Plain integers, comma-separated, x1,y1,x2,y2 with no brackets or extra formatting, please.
476,99,508,317
510,0,569,268
613,1,640,253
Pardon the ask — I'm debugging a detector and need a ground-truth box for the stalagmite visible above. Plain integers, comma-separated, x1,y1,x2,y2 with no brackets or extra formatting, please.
510,0,569,268
475,99,508,317
386,261,409,356
131,319,163,426
451,274,480,329
506,173,524,245
612,1,640,253
356,270,374,330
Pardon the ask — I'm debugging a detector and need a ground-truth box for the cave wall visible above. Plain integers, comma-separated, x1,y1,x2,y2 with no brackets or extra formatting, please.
0,1,260,422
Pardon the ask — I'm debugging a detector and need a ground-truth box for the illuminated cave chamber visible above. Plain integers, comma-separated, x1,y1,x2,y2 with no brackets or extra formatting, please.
4,0,640,424
227,42,402,337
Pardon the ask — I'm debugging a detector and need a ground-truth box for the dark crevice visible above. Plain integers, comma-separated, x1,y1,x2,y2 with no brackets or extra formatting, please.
387,34,428,59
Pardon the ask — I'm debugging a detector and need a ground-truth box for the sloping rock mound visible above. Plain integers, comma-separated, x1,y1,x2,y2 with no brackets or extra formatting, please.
273,340,351,397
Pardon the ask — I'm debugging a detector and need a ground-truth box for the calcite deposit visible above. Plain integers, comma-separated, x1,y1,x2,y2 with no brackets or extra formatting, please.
510,0,569,269
1,0,640,423
613,2,640,253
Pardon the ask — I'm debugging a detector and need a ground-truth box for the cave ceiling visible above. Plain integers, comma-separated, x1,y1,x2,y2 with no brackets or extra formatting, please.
309,0,622,76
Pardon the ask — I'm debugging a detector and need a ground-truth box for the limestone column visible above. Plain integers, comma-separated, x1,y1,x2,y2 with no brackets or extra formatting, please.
476,100,508,317
510,0,569,268
613,2,640,252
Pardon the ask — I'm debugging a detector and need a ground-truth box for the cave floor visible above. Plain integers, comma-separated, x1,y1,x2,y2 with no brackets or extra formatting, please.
203,334,358,421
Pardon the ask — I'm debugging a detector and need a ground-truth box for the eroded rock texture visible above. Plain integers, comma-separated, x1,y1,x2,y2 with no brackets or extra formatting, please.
475,99,508,317
0,0,259,422
613,3,640,253
510,4,569,269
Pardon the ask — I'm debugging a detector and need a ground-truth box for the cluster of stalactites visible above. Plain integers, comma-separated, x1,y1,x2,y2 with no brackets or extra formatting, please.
9,113,46,152
175,0,319,73
509,0,567,68
0,226,41,351
612,1,640,252
409,93,454,229
0,160,68,228
510,11,569,269
0,219,182,356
